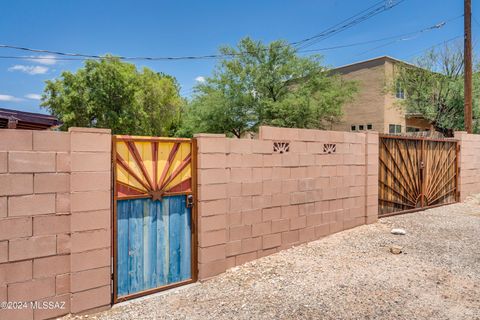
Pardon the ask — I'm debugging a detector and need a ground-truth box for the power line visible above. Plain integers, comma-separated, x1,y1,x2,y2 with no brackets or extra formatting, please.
0,0,406,62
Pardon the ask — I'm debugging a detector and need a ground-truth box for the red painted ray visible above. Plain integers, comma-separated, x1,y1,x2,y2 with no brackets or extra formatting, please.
160,154,191,190
166,178,192,193
125,141,154,190
158,143,179,187
117,182,147,198
116,154,151,191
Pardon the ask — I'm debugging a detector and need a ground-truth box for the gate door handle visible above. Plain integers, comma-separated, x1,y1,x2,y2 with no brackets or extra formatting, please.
186,194,194,208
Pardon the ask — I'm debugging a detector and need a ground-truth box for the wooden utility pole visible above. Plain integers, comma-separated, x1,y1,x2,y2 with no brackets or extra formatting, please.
464,0,473,133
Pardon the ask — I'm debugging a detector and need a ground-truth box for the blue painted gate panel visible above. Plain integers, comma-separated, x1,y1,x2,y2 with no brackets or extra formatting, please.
117,195,191,297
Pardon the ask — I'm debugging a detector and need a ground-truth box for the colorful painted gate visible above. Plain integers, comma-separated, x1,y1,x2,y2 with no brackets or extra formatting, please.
112,135,197,302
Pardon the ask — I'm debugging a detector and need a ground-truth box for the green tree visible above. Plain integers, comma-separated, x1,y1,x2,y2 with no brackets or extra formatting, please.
177,38,357,137
42,57,183,136
393,43,480,135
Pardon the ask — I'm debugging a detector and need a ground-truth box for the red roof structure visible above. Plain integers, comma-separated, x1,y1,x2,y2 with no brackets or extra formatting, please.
0,108,61,130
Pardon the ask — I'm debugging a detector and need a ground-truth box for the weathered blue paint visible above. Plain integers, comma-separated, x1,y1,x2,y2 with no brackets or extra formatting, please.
116,195,192,298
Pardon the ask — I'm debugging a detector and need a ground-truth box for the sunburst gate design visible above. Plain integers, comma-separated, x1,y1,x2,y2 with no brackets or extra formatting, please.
273,141,290,153
378,136,458,216
114,136,192,200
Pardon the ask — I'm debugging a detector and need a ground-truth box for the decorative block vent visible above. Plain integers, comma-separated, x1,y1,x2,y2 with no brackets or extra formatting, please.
323,143,336,154
273,141,290,153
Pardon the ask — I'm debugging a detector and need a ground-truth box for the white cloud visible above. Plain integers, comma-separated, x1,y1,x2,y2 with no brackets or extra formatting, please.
26,55,57,65
25,93,42,100
195,76,206,83
0,94,23,102
8,65,49,75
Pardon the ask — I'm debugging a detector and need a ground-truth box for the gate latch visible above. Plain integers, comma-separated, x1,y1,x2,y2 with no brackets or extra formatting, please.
186,195,194,208
420,160,425,169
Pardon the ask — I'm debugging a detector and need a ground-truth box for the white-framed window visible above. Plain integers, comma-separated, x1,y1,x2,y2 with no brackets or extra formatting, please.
367,124,373,130
351,125,356,131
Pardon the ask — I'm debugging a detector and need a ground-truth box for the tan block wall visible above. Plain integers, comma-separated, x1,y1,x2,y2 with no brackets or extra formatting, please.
195,126,379,279
455,131,480,201
0,127,111,320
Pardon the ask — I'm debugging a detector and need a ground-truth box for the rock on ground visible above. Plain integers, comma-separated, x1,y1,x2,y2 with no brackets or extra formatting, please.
63,202,480,320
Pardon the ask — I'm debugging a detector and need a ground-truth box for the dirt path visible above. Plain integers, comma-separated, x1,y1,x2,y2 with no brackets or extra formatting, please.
65,202,480,320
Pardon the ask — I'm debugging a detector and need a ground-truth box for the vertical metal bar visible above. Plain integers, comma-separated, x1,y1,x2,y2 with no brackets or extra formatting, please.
420,139,425,208
111,135,118,304
190,138,199,283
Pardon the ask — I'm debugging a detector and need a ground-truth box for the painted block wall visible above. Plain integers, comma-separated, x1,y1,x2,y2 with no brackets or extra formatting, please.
195,126,379,280
455,131,480,201
0,127,111,320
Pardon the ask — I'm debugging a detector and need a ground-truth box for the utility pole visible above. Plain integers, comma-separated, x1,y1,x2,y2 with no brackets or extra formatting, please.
464,0,473,133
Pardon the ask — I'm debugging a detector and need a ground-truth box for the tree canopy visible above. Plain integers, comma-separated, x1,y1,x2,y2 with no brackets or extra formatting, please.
42,57,183,136
177,38,357,137
393,43,480,135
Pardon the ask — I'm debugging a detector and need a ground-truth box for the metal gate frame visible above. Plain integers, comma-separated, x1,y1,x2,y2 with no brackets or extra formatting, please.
378,134,460,218
111,135,198,303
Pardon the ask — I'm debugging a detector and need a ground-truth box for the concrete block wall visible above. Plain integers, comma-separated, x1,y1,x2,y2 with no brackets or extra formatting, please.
0,127,111,320
195,126,379,280
454,131,480,201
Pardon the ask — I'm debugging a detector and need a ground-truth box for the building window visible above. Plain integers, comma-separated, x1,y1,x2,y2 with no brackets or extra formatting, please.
389,124,402,134
351,125,356,131
406,126,420,132
359,125,365,131
367,124,373,130
395,82,405,99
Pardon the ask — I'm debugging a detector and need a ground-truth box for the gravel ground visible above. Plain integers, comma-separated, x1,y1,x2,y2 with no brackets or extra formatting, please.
65,200,480,320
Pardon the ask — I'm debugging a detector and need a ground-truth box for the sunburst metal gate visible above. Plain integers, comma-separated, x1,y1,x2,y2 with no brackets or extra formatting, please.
378,135,459,217
112,135,197,302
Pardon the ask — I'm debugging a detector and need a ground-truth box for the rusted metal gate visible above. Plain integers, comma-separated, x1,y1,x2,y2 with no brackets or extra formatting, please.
112,135,197,302
378,135,459,217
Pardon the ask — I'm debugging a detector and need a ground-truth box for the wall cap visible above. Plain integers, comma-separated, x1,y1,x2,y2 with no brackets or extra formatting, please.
194,133,226,138
69,127,111,134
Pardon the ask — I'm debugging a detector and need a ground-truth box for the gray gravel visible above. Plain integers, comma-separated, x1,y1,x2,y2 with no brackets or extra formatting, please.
65,200,480,320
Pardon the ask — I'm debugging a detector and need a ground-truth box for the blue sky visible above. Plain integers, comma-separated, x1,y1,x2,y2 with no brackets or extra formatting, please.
0,0,478,113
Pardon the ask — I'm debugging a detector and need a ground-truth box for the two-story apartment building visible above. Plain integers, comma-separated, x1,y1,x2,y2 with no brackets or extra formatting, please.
331,56,431,134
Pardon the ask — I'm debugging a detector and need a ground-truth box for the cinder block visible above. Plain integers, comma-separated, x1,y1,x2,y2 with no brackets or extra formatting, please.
71,210,110,232
228,139,252,154
290,192,307,204
198,260,227,280
262,180,282,195
281,230,299,245
262,207,281,222
281,154,300,167
0,129,32,151
251,221,271,237
241,209,262,225
227,183,242,197
227,212,242,227
198,199,227,217
0,260,32,285
300,226,316,243
229,225,251,241
198,184,227,201
290,216,307,230
0,152,6,173
272,219,290,233
198,244,226,263
0,305,33,320
241,182,262,196
199,229,226,247
281,205,299,219
0,216,32,241
242,154,263,168
34,173,70,193
33,255,70,278
9,236,56,261
0,241,7,263
33,131,70,152
56,273,70,295
0,174,33,196
71,267,110,292
56,152,71,172
198,169,228,185
71,229,110,253
9,152,56,173
251,140,273,154
56,193,70,213
199,214,226,232
196,137,227,153
57,233,71,254
230,167,252,183
70,190,110,212
235,251,257,265
8,194,56,216
262,233,281,249
226,240,241,257
8,277,55,302
33,293,70,320
70,172,110,192
71,285,111,314
71,248,110,272
241,237,261,253
71,132,111,152
70,152,110,172
263,154,282,167
197,154,226,169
